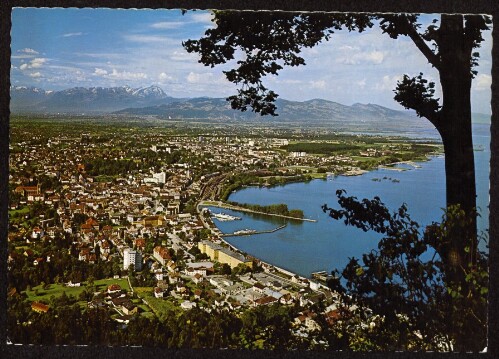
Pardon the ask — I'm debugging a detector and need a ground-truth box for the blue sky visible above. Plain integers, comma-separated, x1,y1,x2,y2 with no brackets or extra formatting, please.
11,8,492,113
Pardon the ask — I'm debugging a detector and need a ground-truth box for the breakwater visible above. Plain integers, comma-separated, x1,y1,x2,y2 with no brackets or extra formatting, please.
221,224,287,237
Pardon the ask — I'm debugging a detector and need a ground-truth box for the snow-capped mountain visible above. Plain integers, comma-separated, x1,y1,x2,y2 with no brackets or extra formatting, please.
10,85,173,113
132,85,167,98
9,86,54,112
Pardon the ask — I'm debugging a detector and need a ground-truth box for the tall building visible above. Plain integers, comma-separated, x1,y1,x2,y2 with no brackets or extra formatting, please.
152,172,166,184
123,248,142,271
144,172,166,184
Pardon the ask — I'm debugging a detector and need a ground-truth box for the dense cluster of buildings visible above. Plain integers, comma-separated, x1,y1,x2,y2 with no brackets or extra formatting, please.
9,127,364,327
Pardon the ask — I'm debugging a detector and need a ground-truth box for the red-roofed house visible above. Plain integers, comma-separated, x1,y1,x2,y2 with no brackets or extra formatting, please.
254,296,278,306
153,246,171,266
107,284,122,294
85,217,100,230
31,301,49,313
134,238,146,251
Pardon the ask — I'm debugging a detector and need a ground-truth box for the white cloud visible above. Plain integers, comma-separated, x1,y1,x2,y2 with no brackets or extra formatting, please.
337,50,384,65
187,71,211,84
12,55,36,59
374,74,403,92
124,34,176,44
29,72,42,78
158,72,173,81
108,68,147,80
92,67,147,81
363,51,384,64
279,79,302,85
186,71,227,86
169,50,197,62
309,80,326,89
150,11,214,30
62,32,84,37
302,47,320,56
473,74,492,92
356,79,366,89
30,58,47,68
338,45,358,52
19,58,47,71
26,58,47,69
73,52,125,60
190,12,215,24
17,48,39,55
94,68,108,76
151,21,185,30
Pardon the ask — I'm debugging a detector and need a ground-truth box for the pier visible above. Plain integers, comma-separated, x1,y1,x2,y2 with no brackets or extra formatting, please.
221,224,287,237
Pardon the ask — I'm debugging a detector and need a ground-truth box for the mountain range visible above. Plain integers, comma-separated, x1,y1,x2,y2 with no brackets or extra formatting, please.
10,85,488,133
10,85,179,113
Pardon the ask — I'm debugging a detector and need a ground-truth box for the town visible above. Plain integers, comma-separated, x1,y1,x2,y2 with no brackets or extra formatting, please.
7,115,442,347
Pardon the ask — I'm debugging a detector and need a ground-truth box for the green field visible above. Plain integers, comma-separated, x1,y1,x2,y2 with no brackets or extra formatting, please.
25,283,87,302
8,206,30,216
94,278,131,292
135,287,181,320
24,277,131,303
307,172,327,179
283,142,360,154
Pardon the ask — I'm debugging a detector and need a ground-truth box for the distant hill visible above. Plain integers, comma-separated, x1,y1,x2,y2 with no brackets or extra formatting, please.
11,84,487,135
9,85,439,134
114,96,439,134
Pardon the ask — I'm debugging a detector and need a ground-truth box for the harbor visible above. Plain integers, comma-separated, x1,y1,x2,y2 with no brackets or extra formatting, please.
199,200,318,223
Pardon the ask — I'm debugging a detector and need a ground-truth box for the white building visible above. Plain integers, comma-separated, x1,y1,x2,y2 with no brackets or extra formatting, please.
123,247,142,271
151,145,171,153
153,172,166,184
290,151,307,158
180,301,197,310
144,172,166,184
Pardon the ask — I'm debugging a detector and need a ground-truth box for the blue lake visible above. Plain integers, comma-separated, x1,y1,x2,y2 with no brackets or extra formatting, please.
208,124,491,277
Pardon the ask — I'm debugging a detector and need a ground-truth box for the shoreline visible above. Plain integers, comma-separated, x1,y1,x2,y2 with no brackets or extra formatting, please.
198,153,439,279
217,232,314,284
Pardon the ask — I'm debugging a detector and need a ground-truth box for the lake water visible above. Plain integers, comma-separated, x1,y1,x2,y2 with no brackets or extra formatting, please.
207,123,491,277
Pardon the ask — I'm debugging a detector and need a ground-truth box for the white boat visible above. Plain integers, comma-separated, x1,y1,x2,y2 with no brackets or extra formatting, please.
212,212,242,221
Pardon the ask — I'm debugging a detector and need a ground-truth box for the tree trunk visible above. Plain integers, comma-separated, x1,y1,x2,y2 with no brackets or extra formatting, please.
430,16,483,351
436,15,477,282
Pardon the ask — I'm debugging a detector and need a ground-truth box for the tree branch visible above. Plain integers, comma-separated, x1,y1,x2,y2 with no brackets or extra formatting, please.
378,14,441,70
394,73,442,128
403,18,441,70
